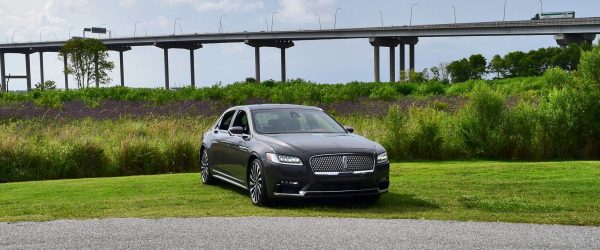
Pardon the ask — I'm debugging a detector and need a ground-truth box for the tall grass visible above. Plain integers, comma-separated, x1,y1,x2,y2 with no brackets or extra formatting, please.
0,118,214,182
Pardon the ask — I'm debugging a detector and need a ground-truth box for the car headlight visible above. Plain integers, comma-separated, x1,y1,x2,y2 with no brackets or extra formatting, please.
377,152,388,164
266,153,303,166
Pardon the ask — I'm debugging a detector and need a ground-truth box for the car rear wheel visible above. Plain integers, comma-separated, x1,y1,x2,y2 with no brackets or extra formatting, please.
248,159,270,206
200,149,214,185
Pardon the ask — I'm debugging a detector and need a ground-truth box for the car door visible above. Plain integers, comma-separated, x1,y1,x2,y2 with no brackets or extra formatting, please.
226,110,253,183
209,110,236,174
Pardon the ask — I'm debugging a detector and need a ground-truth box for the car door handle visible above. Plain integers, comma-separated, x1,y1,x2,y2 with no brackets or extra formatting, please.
238,146,249,151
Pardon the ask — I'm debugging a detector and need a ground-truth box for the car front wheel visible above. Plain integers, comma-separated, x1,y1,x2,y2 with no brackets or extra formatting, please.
248,159,270,206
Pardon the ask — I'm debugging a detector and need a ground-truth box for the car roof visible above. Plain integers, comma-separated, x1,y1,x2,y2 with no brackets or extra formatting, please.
232,104,323,111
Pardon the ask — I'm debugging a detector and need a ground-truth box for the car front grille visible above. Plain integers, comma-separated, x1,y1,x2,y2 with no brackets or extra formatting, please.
309,154,375,173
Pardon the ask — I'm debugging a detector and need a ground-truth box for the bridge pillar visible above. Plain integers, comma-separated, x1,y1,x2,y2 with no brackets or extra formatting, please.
119,51,125,87
163,48,169,89
25,53,32,91
0,53,5,92
63,54,69,90
370,37,408,82
409,44,415,72
389,47,396,83
39,52,44,85
399,44,406,82
555,33,596,47
254,47,260,83
245,40,294,83
154,42,201,89
373,46,380,82
189,49,195,88
280,48,286,82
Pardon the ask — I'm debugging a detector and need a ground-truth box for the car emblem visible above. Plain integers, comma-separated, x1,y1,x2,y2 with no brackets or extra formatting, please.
342,156,348,170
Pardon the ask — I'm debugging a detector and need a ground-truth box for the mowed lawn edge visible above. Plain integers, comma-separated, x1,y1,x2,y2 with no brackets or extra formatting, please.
1,161,599,226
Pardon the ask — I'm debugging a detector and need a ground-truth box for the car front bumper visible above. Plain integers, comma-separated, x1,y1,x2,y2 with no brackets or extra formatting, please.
262,160,390,198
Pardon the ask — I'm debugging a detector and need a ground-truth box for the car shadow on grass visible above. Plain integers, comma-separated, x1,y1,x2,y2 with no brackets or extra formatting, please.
211,181,439,213
271,192,440,212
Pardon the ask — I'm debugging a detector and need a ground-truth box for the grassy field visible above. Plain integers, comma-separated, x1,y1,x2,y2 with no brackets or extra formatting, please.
1,161,599,225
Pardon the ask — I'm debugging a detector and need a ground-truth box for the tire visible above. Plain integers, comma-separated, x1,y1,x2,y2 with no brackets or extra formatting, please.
200,149,215,185
248,159,271,206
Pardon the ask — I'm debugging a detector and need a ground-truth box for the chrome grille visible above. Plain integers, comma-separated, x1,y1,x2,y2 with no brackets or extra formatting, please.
309,154,375,173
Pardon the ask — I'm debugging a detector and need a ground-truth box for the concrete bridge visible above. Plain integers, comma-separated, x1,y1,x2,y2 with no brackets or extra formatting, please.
0,17,599,92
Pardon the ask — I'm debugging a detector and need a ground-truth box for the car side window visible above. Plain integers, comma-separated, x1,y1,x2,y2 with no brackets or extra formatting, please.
232,110,250,134
218,110,236,131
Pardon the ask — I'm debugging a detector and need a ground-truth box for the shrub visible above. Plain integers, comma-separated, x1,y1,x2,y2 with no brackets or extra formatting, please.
543,67,574,89
369,84,397,101
394,83,418,96
404,108,445,160
118,140,166,175
61,141,110,178
382,106,408,160
498,101,538,159
164,139,198,173
458,84,505,157
578,45,600,85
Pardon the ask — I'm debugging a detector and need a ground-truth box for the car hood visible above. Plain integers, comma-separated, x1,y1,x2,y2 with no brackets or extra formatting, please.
259,133,382,155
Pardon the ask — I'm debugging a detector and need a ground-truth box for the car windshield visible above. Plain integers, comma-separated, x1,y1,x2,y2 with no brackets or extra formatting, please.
252,109,346,134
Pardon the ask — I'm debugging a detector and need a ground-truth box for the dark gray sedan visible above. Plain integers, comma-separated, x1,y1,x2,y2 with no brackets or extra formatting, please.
199,104,390,206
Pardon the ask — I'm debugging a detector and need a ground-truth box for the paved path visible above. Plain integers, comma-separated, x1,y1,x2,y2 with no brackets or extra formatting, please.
1,217,599,249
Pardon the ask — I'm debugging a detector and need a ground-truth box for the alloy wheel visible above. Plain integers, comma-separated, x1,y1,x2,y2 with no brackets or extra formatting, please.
249,161,263,204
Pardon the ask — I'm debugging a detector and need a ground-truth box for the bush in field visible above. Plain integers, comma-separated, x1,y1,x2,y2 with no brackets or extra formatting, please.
458,84,505,157
536,87,600,159
543,67,575,89
382,106,408,160
369,84,397,101
164,139,198,173
578,45,600,85
118,140,167,175
404,108,445,160
0,139,49,182
498,101,538,159
61,141,110,178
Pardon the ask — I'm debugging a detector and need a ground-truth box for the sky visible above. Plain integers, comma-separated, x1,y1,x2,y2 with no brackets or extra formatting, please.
0,0,599,90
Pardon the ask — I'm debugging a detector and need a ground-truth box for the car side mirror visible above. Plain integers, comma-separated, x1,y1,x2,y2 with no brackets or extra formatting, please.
344,126,354,134
229,126,245,135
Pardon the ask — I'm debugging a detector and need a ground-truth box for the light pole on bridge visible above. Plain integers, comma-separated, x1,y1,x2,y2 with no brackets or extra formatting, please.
271,12,279,32
410,4,418,26
378,10,384,27
334,8,342,30
219,15,227,33
134,21,140,37
451,6,457,24
173,18,182,36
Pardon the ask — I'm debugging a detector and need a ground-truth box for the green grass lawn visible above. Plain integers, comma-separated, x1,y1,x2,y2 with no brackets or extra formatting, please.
1,161,600,225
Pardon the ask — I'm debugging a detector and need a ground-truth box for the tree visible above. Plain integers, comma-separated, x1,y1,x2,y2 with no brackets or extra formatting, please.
59,37,114,89
488,55,507,78
34,80,57,91
447,58,471,83
468,54,487,79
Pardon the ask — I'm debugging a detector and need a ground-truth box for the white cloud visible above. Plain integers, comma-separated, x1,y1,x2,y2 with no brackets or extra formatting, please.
159,0,264,12
120,0,138,7
0,0,95,42
277,0,336,24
